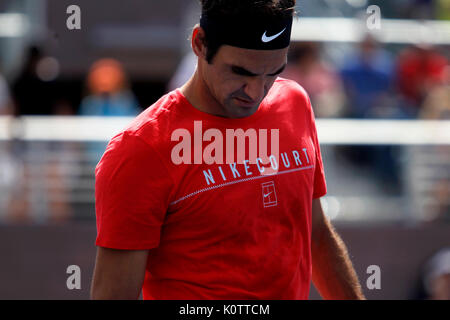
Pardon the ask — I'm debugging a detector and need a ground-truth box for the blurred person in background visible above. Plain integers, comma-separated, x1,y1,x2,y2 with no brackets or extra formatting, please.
79,58,141,164
405,0,436,19
11,46,54,116
0,68,13,115
282,42,346,118
12,45,75,116
6,46,72,224
420,66,450,120
79,58,140,117
412,248,450,299
396,44,448,117
0,67,16,223
425,248,450,300
339,34,395,119
339,34,401,191
418,67,450,222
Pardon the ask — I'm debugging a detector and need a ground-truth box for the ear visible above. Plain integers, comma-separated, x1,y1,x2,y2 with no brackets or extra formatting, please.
191,25,207,60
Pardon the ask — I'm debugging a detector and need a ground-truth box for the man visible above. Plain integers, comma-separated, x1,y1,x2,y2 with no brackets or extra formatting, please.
91,0,365,300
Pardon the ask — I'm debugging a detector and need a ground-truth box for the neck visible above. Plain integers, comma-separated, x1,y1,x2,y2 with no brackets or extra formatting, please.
180,68,228,118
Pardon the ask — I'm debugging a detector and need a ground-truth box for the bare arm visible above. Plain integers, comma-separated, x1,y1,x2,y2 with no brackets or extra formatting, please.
90,247,149,300
311,198,365,300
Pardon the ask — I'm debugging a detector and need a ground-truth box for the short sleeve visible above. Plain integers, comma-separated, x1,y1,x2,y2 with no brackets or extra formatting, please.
95,132,174,249
307,96,327,199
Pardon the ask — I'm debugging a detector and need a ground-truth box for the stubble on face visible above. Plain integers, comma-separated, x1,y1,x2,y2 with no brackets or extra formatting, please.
200,45,288,119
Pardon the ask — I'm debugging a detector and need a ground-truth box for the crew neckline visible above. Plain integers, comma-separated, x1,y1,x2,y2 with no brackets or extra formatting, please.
173,88,270,125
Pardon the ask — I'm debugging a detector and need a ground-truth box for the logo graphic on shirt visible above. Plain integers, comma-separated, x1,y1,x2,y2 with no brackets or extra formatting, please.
262,181,277,208
170,142,316,207
261,28,287,43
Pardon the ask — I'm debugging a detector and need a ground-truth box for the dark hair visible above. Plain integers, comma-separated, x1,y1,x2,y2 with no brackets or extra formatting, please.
199,0,297,63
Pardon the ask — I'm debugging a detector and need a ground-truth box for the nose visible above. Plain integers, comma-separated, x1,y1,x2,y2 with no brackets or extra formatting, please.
243,77,267,103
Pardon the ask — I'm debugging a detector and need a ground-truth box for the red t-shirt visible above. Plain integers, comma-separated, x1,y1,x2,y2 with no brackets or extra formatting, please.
95,78,327,299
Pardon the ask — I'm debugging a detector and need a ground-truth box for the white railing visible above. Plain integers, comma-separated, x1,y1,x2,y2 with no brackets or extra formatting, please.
1,116,449,145
0,116,448,223
291,17,450,45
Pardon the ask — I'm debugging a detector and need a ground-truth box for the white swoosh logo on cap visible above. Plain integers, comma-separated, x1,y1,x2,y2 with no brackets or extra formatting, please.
261,28,286,43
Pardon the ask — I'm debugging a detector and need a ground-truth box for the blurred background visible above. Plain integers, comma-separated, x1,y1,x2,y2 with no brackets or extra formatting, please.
0,0,449,300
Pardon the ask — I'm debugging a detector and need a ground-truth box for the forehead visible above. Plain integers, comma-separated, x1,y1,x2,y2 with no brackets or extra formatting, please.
216,45,288,72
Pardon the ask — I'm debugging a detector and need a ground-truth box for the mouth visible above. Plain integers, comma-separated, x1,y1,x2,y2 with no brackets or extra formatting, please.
234,97,256,108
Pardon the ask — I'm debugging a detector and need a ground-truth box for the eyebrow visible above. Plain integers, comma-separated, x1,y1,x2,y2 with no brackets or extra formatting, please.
231,64,286,77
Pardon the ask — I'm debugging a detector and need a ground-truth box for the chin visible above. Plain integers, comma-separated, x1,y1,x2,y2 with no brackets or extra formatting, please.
221,98,259,118
228,105,259,118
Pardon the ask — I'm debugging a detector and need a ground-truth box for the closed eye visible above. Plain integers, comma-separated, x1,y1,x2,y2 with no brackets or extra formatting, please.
231,66,257,77
268,64,286,77
230,64,286,77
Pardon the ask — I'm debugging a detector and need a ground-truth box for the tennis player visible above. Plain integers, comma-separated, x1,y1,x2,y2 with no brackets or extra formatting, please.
91,0,365,300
